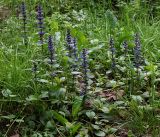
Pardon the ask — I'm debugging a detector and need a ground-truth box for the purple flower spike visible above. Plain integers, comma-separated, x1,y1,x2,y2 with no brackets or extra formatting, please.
109,37,116,69
134,33,142,69
37,4,45,46
21,2,27,45
21,3,26,18
81,48,88,95
123,41,128,56
72,38,78,61
66,29,72,57
48,35,55,64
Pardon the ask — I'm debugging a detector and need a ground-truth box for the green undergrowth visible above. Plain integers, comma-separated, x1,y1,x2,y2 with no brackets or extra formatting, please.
0,0,160,137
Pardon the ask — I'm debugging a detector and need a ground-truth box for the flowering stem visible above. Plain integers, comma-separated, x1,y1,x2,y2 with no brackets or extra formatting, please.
81,49,88,104
37,4,45,52
21,2,27,45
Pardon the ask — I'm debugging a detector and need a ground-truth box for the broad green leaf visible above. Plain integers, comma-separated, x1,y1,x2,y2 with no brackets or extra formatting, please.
106,10,118,30
131,95,143,103
46,120,55,129
91,124,100,130
37,79,49,83
26,95,39,101
95,131,106,137
15,119,24,123
109,128,118,133
86,111,95,119
71,71,81,75
50,20,59,31
101,106,110,113
1,89,12,97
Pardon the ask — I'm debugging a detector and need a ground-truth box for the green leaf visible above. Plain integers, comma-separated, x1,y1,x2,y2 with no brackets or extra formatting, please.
0,114,16,120
52,110,69,126
1,89,12,97
106,10,118,30
37,79,49,83
72,97,83,119
46,120,55,129
86,111,95,119
69,123,81,136
88,44,104,53
71,71,81,75
106,80,117,88
95,131,106,137
91,124,100,130
109,128,118,133
39,91,49,98
101,106,110,113
15,119,24,123
50,20,59,31
26,95,39,101
131,95,143,103
71,28,88,45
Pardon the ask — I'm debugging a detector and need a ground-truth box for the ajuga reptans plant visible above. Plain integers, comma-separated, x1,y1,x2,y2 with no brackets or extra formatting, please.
81,49,88,97
21,2,27,45
134,33,142,70
66,29,72,57
123,41,128,57
37,4,45,50
72,38,78,62
32,61,38,80
48,35,55,64
71,38,78,72
109,37,116,70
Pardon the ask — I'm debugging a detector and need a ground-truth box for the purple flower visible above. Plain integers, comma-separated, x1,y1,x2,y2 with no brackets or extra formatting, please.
66,29,72,45
134,33,142,69
81,48,88,96
72,38,78,61
123,41,128,56
32,61,38,80
21,2,27,45
32,61,37,72
48,35,55,64
66,29,72,57
37,4,45,46
109,37,116,69
21,2,26,19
